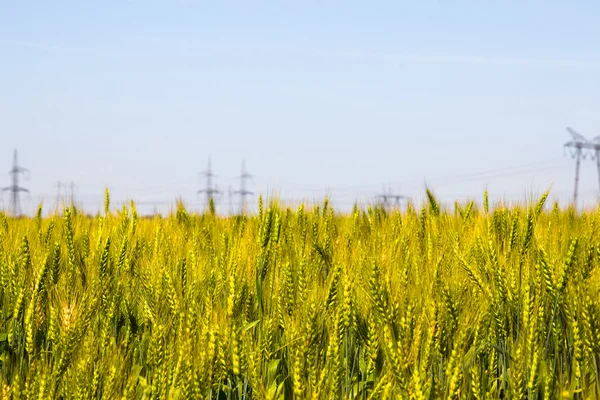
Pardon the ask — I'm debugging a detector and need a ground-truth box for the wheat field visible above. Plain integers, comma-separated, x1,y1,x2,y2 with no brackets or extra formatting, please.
0,190,599,399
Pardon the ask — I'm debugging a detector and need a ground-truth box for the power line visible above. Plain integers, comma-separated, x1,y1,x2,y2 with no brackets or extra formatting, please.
425,157,564,184
2,149,29,216
254,157,565,194
433,165,566,187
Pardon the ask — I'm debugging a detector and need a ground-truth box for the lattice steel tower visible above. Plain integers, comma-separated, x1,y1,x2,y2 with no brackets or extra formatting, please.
2,149,29,216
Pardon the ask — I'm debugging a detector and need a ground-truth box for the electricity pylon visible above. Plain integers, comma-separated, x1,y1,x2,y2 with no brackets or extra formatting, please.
564,127,600,206
198,159,219,211
590,135,600,193
375,185,406,210
2,149,29,216
56,181,77,207
234,160,253,213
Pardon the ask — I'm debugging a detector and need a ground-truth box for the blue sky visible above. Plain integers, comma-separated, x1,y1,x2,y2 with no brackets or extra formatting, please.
1,1,599,214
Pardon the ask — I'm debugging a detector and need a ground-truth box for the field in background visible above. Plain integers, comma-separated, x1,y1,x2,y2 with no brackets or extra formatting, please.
0,190,599,399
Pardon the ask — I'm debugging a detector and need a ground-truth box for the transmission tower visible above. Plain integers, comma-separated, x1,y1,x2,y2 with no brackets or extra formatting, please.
56,181,77,207
70,181,77,206
590,136,600,193
198,158,220,210
2,149,29,216
227,185,234,215
234,160,253,213
564,127,600,206
55,181,62,207
375,185,406,210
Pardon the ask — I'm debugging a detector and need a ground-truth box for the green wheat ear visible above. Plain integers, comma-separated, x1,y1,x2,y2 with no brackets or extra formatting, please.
483,190,489,214
35,203,43,222
426,188,440,217
534,190,550,217
209,197,216,215
35,203,43,241
104,188,110,216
